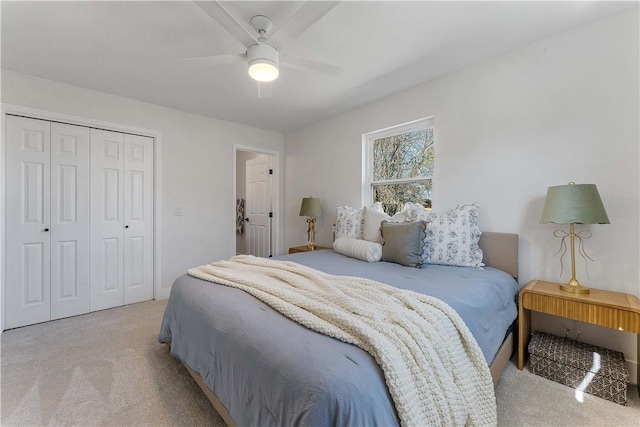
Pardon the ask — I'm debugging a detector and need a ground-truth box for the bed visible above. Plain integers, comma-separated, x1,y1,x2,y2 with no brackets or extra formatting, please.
158,231,519,426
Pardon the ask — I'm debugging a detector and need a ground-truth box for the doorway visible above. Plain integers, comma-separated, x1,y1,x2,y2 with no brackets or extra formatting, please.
235,148,276,257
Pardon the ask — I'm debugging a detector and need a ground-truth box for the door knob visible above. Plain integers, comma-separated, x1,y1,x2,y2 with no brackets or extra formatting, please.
244,218,249,222
125,225,129,229
43,228,49,232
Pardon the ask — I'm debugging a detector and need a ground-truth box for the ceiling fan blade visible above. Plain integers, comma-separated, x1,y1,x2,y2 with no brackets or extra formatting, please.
257,82,272,98
280,53,342,76
195,1,258,49
267,1,340,49
179,52,246,65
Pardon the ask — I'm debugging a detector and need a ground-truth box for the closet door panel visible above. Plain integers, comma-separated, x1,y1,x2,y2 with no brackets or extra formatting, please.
90,129,125,311
50,123,90,320
123,134,154,304
5,116,51,328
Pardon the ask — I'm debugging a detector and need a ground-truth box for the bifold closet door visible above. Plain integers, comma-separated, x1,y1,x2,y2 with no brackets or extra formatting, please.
50,122,91,320
123,133,154,304
5,116,90,328
90,129,154,311
5,117,52,328
90,129,125,311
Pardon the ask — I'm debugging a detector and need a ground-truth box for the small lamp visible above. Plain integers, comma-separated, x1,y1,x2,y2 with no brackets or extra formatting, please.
299,197,322,249
540,182,610,294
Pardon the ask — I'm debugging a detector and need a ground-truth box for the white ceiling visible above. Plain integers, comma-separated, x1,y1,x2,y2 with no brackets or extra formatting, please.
2,1,636,133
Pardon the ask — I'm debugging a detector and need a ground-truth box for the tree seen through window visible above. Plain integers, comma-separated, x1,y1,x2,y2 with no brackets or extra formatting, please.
371,127,434,215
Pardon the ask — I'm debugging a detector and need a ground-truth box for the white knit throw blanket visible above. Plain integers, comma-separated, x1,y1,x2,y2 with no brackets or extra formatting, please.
188,255,497,427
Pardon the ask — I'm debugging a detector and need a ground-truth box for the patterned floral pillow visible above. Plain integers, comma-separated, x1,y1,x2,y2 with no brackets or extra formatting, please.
403,203,483,267
335,206,365,239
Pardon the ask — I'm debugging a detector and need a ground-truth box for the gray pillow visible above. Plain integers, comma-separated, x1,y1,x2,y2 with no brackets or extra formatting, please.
380,220,426,268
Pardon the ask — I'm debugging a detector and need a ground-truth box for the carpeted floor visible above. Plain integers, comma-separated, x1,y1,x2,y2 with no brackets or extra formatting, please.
1,300,639,426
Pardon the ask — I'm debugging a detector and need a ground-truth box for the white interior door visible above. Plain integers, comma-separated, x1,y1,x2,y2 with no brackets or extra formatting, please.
50,122,90,320
90,129,125,311
5,116,52,328
245,155,271,257
123,133,154,304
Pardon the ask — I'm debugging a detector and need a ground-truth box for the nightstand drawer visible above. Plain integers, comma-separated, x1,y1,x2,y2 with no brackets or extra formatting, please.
520,281,640,333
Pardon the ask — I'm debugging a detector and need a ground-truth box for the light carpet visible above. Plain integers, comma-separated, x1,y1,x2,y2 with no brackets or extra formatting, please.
1,300,638,426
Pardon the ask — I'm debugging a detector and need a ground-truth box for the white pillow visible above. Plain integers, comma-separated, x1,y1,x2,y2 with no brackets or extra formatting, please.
403,203,483,267
362,206,391,244
390,210,410,223
335,206,364,239
333,237,382,263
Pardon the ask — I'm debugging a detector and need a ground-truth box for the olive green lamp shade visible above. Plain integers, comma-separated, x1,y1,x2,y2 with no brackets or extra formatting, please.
299,197,322,218
540,183,609,225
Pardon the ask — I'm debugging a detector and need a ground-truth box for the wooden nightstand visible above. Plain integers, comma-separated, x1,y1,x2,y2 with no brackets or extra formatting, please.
288,245,331,254
518,280,640,385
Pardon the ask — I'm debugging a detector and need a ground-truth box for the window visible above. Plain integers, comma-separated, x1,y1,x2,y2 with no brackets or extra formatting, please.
363,117,434,215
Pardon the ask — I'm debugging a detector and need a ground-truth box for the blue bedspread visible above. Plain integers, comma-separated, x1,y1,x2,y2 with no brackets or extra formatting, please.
158,250,519,426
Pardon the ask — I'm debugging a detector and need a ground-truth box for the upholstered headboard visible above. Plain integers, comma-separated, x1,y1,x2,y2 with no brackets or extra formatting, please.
478,232,518,279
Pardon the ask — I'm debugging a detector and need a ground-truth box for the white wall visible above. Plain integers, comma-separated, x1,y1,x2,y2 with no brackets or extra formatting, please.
1,70,284,302
284,9,639,376
236,151,266,255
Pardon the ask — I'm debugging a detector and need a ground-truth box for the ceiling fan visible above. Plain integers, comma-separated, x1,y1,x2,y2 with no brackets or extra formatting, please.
192,1,342,97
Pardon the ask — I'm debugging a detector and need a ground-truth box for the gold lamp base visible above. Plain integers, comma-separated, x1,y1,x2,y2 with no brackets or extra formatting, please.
306,218,317,250
556,223,591,295
559,278,590,294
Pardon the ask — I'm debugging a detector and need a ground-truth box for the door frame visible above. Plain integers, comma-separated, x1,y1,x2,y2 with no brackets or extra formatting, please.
1,104,164,330
233,144,280,258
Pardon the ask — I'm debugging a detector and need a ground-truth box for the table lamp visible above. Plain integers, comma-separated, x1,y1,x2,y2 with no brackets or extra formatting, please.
540,182,609,294
299,197,322,249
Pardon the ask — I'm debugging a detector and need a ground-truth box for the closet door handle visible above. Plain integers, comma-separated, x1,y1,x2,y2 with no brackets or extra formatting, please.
125,225,129,229
43,228,49,232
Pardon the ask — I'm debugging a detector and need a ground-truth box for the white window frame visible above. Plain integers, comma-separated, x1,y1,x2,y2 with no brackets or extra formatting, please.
362,116,435,207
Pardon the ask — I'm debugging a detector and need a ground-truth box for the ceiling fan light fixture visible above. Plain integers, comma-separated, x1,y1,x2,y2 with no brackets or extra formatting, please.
247,44,279,82
248,60,279,82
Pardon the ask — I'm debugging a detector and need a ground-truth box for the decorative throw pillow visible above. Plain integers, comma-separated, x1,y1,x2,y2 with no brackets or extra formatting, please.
403,203,483,267
401,202,435,222
379,220,427,268
369,201,384,212
390,210,410,223
333,237,382,263
362,206,391,244
335,206,364,239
